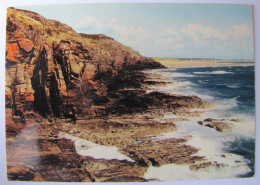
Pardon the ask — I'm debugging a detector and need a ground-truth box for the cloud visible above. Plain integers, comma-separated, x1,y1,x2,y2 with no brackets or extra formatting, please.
75,16,253,59
181,24,228,40
179,23,253,57
181,23,252,41
164,27,176,36
75,16,96,28
231,24,251,38
74,16,150,49
153,27,183,50
106,19,149,43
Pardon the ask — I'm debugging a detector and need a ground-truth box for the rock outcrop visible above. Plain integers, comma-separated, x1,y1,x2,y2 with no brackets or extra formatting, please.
122,138,204,167
58,117,177,148
197,118,235,132
5,7,164,129
7,121,148,182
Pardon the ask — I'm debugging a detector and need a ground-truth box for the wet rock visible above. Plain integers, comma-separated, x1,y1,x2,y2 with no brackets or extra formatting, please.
122,138,204,167
175,111,203,117
82,157,148,182
190,161,228,171
58,119,177,148
103,89,212,117
163,118,189,122
198,118,234,132
8,166,36,181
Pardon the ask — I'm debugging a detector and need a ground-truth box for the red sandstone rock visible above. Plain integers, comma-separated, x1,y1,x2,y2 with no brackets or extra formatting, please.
25,94,34,102
18,39,34,52
6,42,20,63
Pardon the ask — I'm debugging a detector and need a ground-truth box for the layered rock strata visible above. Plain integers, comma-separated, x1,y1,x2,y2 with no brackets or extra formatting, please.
122,138,204,167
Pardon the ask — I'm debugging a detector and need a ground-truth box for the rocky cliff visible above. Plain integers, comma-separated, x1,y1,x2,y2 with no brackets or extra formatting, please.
5,7,164,131
6,7,218,182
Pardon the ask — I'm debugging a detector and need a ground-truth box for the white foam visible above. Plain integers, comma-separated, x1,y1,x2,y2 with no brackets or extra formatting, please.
227,85,239,88
226,114,256,139
145,118,251,181
144,68,255,180
149,79,215,101
176,81,194,86
213,97,238,110
144,159,251,181
198,80,208,84
159,72,195,78
194,71,233,75
59,132,134,162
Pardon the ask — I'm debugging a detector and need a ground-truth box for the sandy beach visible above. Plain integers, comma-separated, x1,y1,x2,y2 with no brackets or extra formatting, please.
153,58,255,68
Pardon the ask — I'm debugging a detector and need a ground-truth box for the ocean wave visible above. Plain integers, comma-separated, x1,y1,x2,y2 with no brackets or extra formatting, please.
198,80,208,84
147,67,255,180
227,85,239,88
146,115,252,181
160,72,195,78
144,160,250,181
194,71,233,75
226,114,256,139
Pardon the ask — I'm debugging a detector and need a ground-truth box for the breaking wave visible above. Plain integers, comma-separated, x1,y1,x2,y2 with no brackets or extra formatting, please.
193,71,233,75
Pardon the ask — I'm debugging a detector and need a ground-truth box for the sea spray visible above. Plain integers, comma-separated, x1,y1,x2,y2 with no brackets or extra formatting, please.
144,65,255,180
144,118,252,180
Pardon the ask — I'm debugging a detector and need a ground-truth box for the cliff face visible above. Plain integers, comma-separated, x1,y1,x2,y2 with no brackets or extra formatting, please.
5,7,164,128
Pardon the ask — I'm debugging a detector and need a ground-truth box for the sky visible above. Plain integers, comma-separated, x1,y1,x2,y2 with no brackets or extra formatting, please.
16,3,254,60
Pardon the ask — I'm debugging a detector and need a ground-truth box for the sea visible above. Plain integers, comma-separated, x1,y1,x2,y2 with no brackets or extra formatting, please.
144,64,256,181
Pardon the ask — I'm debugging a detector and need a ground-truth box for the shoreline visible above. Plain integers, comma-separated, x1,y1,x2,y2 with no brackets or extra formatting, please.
6,65,254,182
142,66,255,181
153,58,255,68
6,67,216,182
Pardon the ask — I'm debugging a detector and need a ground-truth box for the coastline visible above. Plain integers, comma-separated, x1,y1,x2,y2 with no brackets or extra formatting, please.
6,63,254,182
153,58,255,68
143,64,255,180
